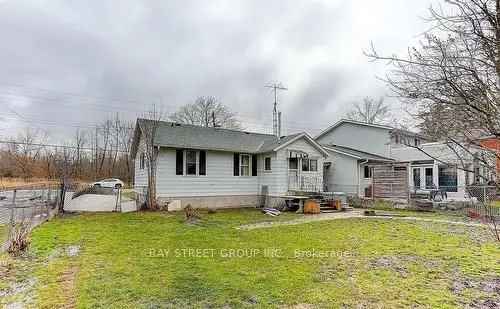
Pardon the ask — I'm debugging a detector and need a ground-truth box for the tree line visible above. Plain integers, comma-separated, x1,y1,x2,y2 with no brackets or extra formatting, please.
0,96,241,185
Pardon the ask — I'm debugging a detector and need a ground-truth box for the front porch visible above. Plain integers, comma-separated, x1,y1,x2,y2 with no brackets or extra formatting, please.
287,174,323,193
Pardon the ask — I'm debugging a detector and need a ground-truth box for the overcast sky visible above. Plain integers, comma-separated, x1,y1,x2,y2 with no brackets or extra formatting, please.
0,0,435,141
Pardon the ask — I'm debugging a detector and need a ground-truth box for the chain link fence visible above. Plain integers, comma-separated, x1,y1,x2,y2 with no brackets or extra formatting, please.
0,184,61,252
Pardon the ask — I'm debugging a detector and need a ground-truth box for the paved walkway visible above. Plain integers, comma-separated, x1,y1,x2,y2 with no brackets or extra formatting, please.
237,210,487,230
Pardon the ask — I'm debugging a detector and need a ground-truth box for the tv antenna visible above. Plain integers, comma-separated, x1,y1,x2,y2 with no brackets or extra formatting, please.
265,82,287,136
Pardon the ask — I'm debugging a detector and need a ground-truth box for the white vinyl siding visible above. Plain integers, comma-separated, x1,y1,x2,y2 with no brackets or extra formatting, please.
316,122,391,157
272,139,324,195
143,136,325,198
156,148,259,197
134,137,148,190
323,150,359,194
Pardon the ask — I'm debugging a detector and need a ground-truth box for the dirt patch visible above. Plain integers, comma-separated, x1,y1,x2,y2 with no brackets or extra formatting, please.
451,276,500,295
467,298,500,308
280,304,317,309
450,271,500,308
369,255,420,277
59,265,78,309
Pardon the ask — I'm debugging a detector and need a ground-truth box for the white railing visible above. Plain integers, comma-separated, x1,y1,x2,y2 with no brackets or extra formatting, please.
288,175,323,192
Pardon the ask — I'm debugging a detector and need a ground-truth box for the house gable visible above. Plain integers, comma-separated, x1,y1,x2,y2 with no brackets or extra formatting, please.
273,133,329,157
315,120,392,157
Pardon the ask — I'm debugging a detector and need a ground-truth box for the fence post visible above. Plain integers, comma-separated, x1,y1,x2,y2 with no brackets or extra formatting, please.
483,186,487,204
58,182,65,214
8,189,17,240
114,188,122,212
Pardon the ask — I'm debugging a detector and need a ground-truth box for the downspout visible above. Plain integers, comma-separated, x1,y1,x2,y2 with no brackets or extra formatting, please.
358,159,369,196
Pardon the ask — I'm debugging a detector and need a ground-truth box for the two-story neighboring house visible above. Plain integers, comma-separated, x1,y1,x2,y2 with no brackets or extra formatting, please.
315,119,491,201
314,119,429,196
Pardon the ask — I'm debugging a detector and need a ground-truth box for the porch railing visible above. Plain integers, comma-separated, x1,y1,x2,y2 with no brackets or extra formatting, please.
288,175,323,192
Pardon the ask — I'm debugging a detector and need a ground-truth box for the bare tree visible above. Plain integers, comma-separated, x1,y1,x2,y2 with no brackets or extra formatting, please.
346,96,391,124
366,0,500,240
8,128,47,180
170,96,241,129
74,129,86,179
140,105,164,210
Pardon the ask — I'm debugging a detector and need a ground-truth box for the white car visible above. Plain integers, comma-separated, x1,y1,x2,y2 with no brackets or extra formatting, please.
92,178,124,189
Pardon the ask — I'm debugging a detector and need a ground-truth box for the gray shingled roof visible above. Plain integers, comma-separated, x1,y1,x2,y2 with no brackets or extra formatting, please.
323,144,393,161
257,133,302,153
135,119,297,154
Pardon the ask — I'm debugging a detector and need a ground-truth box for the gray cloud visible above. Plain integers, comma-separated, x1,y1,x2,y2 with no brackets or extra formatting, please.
0,0,434,140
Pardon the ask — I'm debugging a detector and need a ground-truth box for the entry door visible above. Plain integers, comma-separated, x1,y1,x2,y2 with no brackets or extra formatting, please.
288,157,299,190
323,163,331,191
412,168,421,189
425,167,434,189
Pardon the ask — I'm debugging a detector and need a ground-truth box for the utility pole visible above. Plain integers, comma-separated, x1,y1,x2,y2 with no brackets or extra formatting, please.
94,126,98,181
212,111,217,127
265,82,287,136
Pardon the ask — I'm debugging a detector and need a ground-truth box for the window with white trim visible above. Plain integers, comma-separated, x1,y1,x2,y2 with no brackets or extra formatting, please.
186,150,197,175
240,154,250,176
302,159,318,172
175,149,207,176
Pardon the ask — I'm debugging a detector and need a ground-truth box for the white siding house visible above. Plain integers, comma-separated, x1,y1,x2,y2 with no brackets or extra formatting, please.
315,119,431,198
390,142,490,201
131,119,328,209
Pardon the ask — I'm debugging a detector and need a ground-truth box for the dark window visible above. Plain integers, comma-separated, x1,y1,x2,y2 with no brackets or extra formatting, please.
413,168,421,188
425,167,433,189
186,150,197,175
438,166,457,192
199,151,206,176
302,159,309,171
264,157,272,171
233,153,240,176
364,166,372,178
140,152,145,170
289,158,298,170
252,155,257,176
310,159,318,172
176,150,183,175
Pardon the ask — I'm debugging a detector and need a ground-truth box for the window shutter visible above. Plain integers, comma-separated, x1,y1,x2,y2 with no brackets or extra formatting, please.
199,151,206,175
233,153,239,176
176,149,183,175
252,155,257,176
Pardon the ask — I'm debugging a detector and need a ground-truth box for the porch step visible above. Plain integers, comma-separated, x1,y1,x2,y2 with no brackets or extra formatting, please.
320,209,342,213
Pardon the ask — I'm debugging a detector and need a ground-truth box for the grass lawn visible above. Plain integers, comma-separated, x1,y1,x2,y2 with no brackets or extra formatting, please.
1,209,499,308
0,224,6,244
